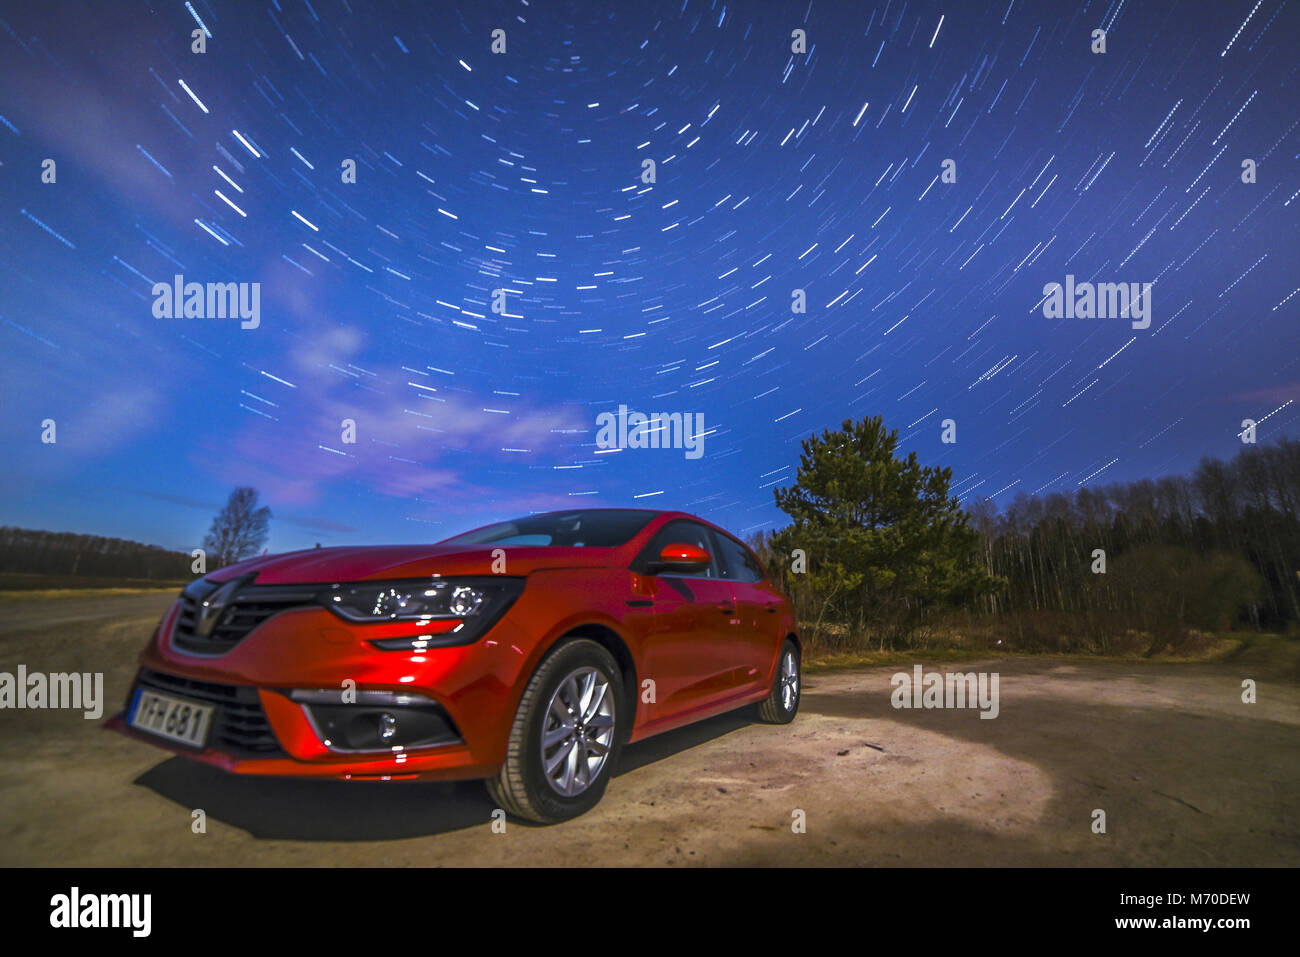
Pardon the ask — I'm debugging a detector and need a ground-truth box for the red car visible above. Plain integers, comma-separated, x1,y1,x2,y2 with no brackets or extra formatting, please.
107,508,801,823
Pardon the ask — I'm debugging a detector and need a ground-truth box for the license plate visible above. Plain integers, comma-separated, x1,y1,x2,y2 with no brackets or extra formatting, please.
129,688,213,748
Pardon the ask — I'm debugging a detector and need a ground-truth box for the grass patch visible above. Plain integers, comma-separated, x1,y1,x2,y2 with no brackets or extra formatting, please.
0,573,185,601
0,587,182,602
801,632,1278,674
804,647,1013,674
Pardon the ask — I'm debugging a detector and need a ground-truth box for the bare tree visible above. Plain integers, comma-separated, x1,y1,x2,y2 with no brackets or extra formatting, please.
202,487,272,568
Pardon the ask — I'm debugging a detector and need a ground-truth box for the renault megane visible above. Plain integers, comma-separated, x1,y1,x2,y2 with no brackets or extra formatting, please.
107,508,801,823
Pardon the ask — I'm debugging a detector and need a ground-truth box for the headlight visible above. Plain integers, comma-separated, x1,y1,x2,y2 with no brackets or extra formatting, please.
316,577,524,648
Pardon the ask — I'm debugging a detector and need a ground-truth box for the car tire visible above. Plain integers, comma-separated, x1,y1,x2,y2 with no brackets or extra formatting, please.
756,639,801,724
486,638,625,824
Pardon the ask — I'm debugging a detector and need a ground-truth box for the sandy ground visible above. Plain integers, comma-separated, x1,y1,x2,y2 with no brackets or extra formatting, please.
1,594,1296,866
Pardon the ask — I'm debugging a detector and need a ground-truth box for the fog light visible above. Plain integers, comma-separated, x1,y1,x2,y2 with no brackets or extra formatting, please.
295,692,462,752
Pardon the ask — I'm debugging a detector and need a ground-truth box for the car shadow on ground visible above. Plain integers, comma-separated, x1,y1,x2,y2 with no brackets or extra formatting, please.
133,706,760,841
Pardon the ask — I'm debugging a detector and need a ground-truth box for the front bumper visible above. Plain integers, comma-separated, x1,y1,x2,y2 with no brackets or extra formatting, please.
107,599,537,781
105,711,488,781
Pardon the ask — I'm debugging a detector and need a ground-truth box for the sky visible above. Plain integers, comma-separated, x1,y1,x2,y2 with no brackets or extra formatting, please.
1,0,1297,555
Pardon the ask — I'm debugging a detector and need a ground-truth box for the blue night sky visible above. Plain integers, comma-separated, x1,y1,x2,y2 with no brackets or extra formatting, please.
1,0,1297,554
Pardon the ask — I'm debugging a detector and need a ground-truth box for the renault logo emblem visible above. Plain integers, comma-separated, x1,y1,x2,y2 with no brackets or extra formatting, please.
195,579,241,639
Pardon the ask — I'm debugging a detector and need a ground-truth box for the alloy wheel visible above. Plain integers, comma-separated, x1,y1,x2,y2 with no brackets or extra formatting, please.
540,666,616,797
780,649,800,711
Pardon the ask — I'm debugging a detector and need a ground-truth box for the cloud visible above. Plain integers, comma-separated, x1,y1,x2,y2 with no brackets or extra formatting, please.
125,490,215,511
125,489,356,534
1224,383,1300,406
191,311,590,506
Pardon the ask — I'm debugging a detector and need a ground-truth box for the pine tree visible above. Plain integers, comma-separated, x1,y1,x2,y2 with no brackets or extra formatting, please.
770,416,1002,648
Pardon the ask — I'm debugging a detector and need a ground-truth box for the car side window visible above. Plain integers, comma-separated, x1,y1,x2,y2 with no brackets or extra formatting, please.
713,532,763,583
642,521,719,578
740,544,766,582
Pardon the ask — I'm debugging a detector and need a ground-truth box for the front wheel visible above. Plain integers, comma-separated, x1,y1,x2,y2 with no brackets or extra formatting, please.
486,638,625,824
756,640,801,723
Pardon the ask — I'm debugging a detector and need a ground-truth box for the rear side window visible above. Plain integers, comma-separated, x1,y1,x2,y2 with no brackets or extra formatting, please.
712,532,765,583
639,520,720,578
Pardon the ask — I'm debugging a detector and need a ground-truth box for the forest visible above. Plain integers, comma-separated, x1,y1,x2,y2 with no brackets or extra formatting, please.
0,527,192,584
750,421,1299,655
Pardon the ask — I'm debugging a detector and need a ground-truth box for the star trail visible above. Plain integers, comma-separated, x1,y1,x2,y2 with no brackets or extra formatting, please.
0,0,1297,551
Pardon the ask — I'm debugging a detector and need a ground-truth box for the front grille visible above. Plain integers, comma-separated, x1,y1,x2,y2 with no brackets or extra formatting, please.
171,582,318,654
133,668,286,757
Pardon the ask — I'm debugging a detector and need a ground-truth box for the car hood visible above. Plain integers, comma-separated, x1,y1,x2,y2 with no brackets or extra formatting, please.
207,544,620,584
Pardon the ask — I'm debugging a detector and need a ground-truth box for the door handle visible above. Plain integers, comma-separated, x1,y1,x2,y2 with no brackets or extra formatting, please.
717,604,735,614
763,605,778,613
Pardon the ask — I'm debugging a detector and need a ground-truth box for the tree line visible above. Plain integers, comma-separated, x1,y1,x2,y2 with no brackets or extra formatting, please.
0,527,192,581
750,416,1298,654
963,437,1299,650
0,486,275,584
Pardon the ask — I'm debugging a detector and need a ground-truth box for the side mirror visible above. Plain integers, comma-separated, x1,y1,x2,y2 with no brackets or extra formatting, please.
649,542,712,575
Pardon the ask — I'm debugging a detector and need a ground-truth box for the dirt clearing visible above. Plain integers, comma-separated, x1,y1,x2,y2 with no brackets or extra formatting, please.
1,595,1295,866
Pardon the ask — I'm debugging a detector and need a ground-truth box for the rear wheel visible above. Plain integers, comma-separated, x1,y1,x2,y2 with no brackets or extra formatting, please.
486,638,625,823
756,640,800,723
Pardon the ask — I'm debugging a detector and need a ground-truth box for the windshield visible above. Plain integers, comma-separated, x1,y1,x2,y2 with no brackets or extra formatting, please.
441,509,660,548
